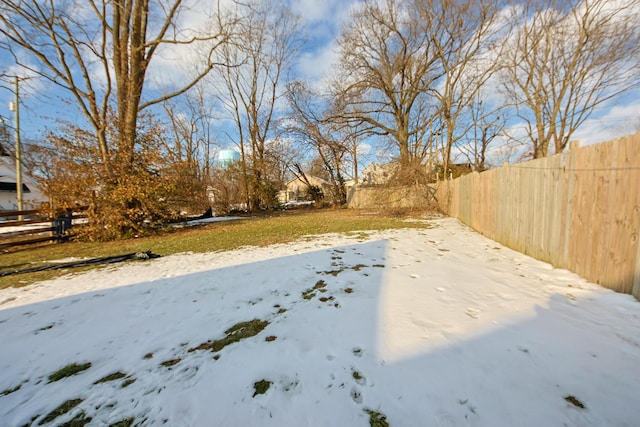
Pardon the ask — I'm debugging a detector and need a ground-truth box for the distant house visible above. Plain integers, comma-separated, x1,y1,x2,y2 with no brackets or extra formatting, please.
360,162,398,186
435,162,474,180
0,150,47,211
278,175,330,204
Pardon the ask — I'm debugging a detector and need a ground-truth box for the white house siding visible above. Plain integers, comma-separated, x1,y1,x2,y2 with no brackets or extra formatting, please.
0,156,47,211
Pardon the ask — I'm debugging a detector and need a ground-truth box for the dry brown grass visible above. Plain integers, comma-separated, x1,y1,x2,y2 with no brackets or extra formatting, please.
0,208,432,290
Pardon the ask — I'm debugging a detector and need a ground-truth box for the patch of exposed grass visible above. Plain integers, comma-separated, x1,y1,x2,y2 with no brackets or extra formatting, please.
21,414,40,427
59,411,92,427
313,280,327,289
160,359,181,368
94,372,127,384
0,209,432,289
189,319,269,353
35,324,55,332
109,418,135,427
39,398,83,425
121,378,136,388
302,280,327,300
364,409,389,427
565,395,586,409
1,384,21,396
253,379,272,397
319,269,343,276
48,362,92,383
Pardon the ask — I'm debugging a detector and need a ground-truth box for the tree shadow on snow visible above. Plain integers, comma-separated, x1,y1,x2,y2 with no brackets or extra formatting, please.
0,239,639,427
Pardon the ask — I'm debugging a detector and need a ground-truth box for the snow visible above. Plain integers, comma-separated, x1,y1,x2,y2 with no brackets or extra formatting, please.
0,218,639,426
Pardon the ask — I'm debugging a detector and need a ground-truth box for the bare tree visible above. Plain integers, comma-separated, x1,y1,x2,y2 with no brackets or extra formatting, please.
425,0,505,174
334,0,505,182
213,0,302,210
500,0,640,158
162,85,219,182
459,97,507,171
0,0,232,237
334,0,440,173
284,80,351,205
0,0,230,171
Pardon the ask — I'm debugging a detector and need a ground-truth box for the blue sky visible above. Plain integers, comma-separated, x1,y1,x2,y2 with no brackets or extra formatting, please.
0,0,354,144
1,0,638,162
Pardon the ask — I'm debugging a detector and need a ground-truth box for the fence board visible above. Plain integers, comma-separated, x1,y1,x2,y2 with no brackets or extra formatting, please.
0,235,59,250
0,208,82,250
0,209,41,218
0,217,51,228
1,226,55,238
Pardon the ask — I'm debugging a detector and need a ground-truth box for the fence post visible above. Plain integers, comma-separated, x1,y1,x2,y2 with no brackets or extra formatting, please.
52,209,73,242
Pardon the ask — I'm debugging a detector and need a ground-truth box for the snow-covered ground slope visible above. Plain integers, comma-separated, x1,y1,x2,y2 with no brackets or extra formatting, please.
0,218,638,426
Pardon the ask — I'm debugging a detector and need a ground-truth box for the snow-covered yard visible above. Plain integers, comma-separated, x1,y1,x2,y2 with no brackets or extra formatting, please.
0,218,638,426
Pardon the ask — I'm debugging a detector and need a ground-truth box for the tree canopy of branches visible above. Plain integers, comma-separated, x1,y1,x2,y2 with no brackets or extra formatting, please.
334,0,437,174
0,0,230,237
332,0,640,172
424,0,504,174
214,0,302,210
333,0,505,182
162,85,218,186
284,81,352,205
500,0,640,158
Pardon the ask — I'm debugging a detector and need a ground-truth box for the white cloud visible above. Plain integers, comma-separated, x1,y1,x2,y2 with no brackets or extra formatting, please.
295,40,340,88
144,0,226,91
289,0,354,23
572,94,640,146
290,0,359,87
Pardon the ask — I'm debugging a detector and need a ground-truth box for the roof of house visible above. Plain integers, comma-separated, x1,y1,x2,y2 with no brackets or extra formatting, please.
0,156,46,205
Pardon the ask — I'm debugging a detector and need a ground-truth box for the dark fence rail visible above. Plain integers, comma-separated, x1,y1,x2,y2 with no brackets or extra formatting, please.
0,208,83,250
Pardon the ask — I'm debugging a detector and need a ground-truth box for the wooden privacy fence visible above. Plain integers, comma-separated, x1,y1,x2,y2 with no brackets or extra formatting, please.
437,133,640,299
347,184,439,210
0,208,79,250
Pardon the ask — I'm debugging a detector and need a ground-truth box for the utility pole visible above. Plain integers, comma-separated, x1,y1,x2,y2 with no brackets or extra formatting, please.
8,76,23,218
